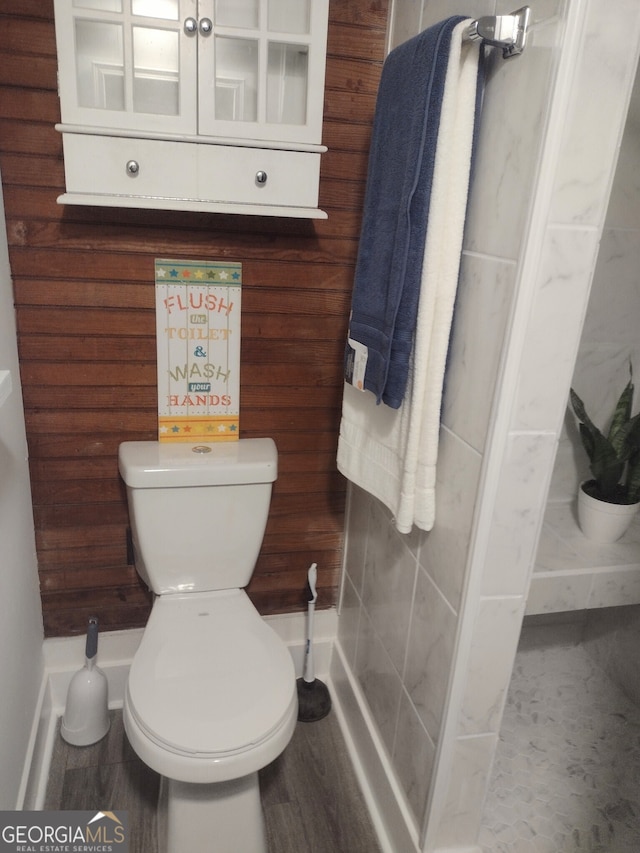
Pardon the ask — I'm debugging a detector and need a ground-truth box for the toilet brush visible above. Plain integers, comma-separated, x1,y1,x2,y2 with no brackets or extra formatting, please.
61,616,110,746
296,563,332,722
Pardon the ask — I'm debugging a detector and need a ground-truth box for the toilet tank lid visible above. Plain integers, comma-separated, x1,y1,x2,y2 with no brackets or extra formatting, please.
118,438,277,488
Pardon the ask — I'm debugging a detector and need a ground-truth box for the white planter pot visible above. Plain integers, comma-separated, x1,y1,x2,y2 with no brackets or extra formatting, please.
577,482,640,544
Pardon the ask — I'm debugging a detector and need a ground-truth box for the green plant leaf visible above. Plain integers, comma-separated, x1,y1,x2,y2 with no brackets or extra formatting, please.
577,421,596,463
570,388,595,433
570,371,640,502
608,377,634,455
571,384,632,501
571,389,606,463
580,424,625,498
625,411,640,450
626,449,640,503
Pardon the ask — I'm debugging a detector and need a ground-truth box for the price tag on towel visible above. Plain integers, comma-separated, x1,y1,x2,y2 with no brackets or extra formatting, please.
346,338,368,391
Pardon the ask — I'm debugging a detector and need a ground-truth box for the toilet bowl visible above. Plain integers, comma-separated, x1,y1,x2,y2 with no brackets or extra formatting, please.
124,590,297,784
118,438,297,853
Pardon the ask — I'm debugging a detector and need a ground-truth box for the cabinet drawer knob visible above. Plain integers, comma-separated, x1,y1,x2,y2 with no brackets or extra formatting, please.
184,17,198,35
199,17,213,35
126,160,140,176
255,170,268,185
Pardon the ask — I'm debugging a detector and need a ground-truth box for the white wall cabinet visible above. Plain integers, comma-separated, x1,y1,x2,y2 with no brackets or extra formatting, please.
53,0,329,218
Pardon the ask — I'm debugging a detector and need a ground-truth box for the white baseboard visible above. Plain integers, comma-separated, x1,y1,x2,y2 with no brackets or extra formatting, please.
328,640,420,853
17,673,53,810
25,608,337,810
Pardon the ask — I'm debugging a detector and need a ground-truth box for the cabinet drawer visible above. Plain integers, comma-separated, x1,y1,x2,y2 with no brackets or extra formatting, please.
62,134,199,200
60,134,323,215
197,145,321,209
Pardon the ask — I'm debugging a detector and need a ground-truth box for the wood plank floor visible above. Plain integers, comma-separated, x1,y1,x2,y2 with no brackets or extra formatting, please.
46,709,382,853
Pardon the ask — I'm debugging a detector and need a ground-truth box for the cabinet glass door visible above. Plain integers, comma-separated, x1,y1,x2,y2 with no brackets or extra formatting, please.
55,0,198,133
198,0,325,144
131,23,180,115
213,36,259,122
214,0,258,30
266,41,308,126
267,0,309,35
74,17,125,110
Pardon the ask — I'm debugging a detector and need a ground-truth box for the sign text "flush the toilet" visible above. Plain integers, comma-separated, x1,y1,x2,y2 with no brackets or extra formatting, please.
155,259,241,443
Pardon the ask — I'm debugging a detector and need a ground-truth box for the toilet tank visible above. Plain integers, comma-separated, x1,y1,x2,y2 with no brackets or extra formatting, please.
118,438,277,594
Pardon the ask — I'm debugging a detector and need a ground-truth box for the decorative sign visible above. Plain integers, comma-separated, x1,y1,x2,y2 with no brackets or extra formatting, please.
155,258,241,442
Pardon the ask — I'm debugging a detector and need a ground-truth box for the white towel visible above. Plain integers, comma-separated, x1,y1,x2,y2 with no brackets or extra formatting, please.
337,21,480,533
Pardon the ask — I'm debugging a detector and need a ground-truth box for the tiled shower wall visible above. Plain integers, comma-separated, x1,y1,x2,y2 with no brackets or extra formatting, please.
550,63,640,503
334,1,640,851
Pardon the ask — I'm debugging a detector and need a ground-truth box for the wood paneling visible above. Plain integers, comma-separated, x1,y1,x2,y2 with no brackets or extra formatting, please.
0,2,387,636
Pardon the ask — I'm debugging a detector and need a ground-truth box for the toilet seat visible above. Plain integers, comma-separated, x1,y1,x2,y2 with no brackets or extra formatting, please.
124,588,297,783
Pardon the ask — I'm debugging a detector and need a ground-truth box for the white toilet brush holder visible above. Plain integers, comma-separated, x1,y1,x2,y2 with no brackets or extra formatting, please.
61,616,110,746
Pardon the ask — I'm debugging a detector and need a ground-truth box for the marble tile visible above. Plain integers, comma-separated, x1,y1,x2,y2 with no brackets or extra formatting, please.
392,688,436,828
533,514,582,571
549,0,640,226
389,0,497,54
418,428,482,612
404,564,457,742
463,14,560,261
482,431,557,597
337,573,361,671
354,608,403,757
525,572,592,615
480,641,640,852
442,252,516,454
542,503,640,569
361,500,418,675
497,0,563,21
605,66,640,229
581,606,621,671
580,229,640,349
343,484,372,600
512,226,601,432
458,596,524,736
529,503,640,614
588,569,640,609
417,0,495,32
570,343,635,437
433,732,499,851
547,430,583,503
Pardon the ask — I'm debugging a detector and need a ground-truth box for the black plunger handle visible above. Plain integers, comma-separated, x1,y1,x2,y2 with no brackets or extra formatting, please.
86,616,99,660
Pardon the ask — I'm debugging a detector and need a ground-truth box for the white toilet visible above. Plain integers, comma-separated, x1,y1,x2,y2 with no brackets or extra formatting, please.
117,437,297,853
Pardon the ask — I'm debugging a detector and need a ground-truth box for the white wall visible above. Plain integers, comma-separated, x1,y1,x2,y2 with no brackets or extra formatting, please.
0,170,45,808
332,1,640,851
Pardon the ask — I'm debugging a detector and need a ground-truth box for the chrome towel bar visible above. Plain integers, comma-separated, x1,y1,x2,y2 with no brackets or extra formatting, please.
464,6,531,58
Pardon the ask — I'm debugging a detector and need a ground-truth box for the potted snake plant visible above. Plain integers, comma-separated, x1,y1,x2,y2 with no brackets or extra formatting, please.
570,366,640,543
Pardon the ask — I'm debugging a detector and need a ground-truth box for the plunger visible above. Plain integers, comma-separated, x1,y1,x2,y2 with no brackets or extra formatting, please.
296,563,332,722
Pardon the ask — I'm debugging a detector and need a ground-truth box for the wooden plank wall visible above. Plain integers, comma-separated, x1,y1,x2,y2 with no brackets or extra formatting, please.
0,0,389,637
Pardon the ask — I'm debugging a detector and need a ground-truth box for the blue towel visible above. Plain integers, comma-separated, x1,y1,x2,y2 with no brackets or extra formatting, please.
345,16,468,409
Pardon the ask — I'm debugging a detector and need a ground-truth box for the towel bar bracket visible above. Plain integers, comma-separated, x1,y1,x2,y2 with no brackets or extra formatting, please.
464,6,530,58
